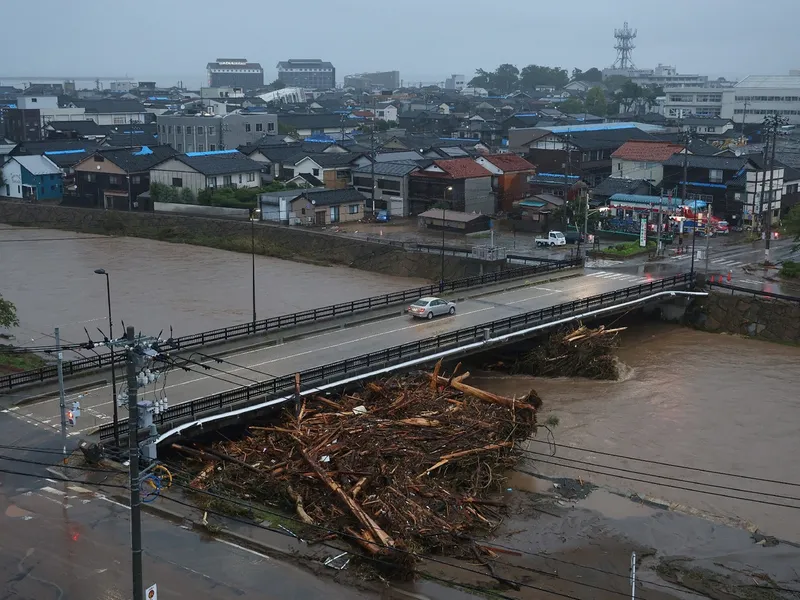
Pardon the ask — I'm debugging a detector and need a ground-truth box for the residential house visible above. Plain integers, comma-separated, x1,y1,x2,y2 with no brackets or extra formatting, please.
352,161,420,216
473,154,537,212
68,99,148,126
523,124,657,186
674,117,734,136
781,164,800,217
408,158,493,215
259,188,312,223
376,102,399,122
285,173,324,188
417,209,491,234
374,150,425,163
9,139,102,199
285,152,366,189
591,177,654,205
238,144,275,182
1,155,63,201
610,140,684,185
397,111,459,135
290,187,365,225
502,113,540,136
45,120,107,141
149,150,265,198
661,154,768,223
513,194,565,232
73,145,177,209
277,113,358,137
564,81,593,93
527,172,584,201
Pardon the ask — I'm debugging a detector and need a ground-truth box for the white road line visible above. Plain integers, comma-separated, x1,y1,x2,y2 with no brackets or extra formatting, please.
215,539,272,561
67,485,95,494
40,486,67,496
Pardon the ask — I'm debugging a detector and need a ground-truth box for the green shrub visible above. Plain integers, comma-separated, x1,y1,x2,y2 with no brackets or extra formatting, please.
179,187,195,204
780,260,800,278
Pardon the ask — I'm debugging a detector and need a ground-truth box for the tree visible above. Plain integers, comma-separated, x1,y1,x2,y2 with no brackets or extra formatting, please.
616,80,643,113
266,79,286,91
783,204,800,251
584,87,607,116
579,67,603,82
468,68,492,89
604,75,630,92
520,64,569,90
0,294,19,329
493,63,520,94
559,97,584,114
572,68,583,81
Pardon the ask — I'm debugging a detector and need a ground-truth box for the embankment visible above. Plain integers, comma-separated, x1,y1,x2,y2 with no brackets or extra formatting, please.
0,202,506,282
687,290,800,343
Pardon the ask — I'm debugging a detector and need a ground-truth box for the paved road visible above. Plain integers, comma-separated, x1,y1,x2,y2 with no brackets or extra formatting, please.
0,444,378,599
3,269,665,439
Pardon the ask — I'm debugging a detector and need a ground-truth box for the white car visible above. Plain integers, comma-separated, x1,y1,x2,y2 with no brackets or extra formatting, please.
407,297,456,319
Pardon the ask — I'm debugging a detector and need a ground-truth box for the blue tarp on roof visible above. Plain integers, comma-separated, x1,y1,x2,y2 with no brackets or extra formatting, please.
609,193,683,208
519,200,547,208
185,149,238,157
45,149,86,155
132,146,153,156
679,180,727,189
536,172,579,180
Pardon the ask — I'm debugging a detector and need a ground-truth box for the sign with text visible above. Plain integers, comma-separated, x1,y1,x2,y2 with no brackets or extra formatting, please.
639,217,647,247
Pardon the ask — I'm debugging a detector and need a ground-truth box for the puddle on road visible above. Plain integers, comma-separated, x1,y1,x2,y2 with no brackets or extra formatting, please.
5,503,34,519
576,488,657,519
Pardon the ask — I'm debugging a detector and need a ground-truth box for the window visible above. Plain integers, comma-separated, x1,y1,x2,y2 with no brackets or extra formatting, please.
188,126,195,134
168,125,173,134
197,126,204,134
267,122,275,132
172,177,183,187
256,123,263,132
353,176,371,188
176,125,182,134
208,126,215,135
245,123,251,132
312,168,320,177
30,97,37,103
264,164,271,174
109,175,121,185
337,169,349,180
207,176,217,187
238,174,243,184
113,116,126,124
186,144,193,153
330,205,340,223
223,175,232,186
348,204,360,214
198,144,204,152
94,155,104,162
247,172,255,182
209,144,216,151
84,172,96,182
787,183,798,194
377,178,401,191
131,175,141,184
709,169,723,183
177,143,182,151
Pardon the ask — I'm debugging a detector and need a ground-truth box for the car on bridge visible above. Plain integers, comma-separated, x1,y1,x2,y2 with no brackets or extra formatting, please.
407,297,456,319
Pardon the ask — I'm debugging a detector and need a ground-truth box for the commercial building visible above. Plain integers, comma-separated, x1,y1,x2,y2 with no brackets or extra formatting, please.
157,108,277,152
3,96,87,142
206,58,264,89
277,59,336,90
445,74,466,91
721,75,800,126
343,71,400,91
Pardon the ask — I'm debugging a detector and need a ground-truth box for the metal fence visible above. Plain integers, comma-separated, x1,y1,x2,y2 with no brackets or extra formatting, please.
98,272,692,441
1,256,582,391
708,281,800,303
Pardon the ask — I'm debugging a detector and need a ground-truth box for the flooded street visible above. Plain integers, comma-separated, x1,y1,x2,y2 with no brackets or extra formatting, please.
473,323,800,541
0,225,424,352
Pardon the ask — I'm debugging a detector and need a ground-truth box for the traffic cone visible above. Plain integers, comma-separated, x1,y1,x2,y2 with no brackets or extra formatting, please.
727,270,732,283
380,229,383,237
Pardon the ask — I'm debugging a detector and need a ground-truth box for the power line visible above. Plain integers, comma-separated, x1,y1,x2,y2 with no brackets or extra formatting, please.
0,465,128,490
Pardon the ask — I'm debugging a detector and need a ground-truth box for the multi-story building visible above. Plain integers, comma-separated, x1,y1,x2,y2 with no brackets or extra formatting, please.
343,71,400,91
604,65,710,88
662,87,725,119
445,74,466,91
157,108,277,152
206,58,264,89
3,96,87,142
721,75,800,126
276,59,336,90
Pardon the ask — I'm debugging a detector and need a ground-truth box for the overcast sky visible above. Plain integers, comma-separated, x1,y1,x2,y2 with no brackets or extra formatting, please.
2,0,798,88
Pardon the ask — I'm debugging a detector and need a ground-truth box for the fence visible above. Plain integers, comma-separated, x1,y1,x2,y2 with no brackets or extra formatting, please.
708,281,800,303
1,256,582,391
98,272,692,441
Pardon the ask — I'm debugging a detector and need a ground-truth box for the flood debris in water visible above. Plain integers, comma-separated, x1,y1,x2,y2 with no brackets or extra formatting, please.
656,558,796,600
175,361,542,573
504,324,626,380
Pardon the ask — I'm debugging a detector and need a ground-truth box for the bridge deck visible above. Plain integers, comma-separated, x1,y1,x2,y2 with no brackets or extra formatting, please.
5,270,655,439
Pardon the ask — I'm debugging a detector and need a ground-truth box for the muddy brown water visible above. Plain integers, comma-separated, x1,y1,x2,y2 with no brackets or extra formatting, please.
0,226,425,354
472,323,800,542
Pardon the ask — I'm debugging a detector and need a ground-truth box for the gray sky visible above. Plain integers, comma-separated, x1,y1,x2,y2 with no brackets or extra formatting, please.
1,0,798,88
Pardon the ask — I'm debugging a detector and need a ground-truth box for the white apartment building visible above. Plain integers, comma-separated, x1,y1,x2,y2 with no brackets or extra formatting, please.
721,75,800,125
662,87,724,119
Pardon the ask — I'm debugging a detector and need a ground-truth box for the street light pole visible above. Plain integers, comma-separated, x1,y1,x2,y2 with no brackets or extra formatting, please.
250,208,260,328
94,268,119,446
681,129,697,277
440,186,453,292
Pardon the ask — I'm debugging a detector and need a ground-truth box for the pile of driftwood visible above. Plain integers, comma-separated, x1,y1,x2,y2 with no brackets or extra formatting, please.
174,361,540,566
511,324,625,380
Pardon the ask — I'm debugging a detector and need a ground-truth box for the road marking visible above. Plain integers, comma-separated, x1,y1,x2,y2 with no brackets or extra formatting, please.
67,485,94,494
40,486,67,496
215,538,272,560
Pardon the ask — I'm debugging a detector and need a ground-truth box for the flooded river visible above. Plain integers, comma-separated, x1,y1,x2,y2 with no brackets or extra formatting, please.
473,323,800,542
0,225,424,352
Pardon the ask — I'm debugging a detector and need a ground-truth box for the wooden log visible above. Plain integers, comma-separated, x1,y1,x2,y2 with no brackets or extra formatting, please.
196,445,261,473
431,359,442,390
172,443,221,463
301,448,395,550
435,375,535,411
417,442,514,478
314,395,342,410
350,476,368,499
189,463,214,489
286,485,314,524
345,527,383,555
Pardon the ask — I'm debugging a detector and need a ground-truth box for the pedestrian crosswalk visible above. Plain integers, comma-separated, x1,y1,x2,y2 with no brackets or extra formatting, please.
585,259,624,268
586,270,655,284
669,254,747,268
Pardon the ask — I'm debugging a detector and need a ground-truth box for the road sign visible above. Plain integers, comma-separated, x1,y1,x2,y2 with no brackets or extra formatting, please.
145,584,157,600
639,217,647,247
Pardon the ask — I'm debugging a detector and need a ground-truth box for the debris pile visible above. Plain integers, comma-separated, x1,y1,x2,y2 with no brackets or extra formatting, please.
511,324,625,380
175,362,540,566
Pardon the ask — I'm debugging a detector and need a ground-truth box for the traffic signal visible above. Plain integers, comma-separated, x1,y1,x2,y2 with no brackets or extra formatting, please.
67,410,75,426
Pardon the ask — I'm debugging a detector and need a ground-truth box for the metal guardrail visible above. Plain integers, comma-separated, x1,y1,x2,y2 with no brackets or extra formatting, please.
98,272,692,441
1,256,582,391
708,281,800,303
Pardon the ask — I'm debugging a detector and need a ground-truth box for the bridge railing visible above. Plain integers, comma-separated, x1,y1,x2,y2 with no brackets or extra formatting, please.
708,281,800,303
97,272,691,442
1,256,582,391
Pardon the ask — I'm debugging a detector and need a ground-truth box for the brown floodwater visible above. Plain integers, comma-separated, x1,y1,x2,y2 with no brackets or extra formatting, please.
0,225,425,354
471,323,800,542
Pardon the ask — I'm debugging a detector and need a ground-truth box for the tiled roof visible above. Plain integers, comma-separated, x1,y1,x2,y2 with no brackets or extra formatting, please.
353,161,419,177
91,145,178,173
415,158,492,179
480,154,535,172
295,152,360,168
300,187,364,206
70,99,146,114
662,154,751,171
611,141,684,162
169,151,264,176
592,177,653,198
46,120,106,135
12,155,61,175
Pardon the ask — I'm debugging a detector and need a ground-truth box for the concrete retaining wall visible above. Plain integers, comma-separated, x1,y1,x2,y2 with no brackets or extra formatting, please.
687,291,800,343
153,202,250,219
0,201,506,281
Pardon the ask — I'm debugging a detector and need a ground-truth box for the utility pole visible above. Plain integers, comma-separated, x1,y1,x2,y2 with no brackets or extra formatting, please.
656,190,664,257
55,327,67,458
681,128,696,276
763,113,785,264
370,95,376,217
582,190,590,258
126,324,144,600
563,135,572,232
630,551,637,600
740,99,749,138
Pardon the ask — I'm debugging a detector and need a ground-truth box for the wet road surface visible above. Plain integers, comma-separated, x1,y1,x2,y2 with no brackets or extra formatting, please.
6,270,676,440
0,225,423,356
